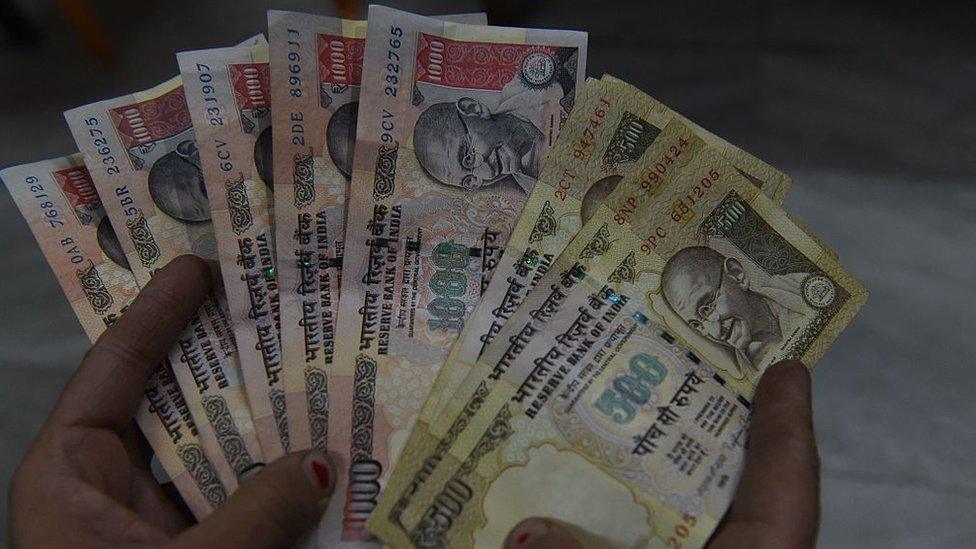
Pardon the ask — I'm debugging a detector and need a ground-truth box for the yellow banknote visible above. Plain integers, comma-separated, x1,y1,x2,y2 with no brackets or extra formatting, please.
329,5,586,540
1,155,228,518
379,120,865,547
179,37,289,460
64,65,266,490
371,75,797,540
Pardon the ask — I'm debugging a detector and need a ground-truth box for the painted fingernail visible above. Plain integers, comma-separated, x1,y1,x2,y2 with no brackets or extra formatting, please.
507,518,550,548
303,451,333,492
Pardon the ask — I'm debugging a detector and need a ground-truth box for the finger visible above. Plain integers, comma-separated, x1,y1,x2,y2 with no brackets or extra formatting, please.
722,360,819,547
174,451,334,549
51,255,211,430
505,518,582,549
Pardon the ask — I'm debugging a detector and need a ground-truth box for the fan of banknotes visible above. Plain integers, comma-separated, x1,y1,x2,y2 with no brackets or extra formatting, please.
1,5,867,548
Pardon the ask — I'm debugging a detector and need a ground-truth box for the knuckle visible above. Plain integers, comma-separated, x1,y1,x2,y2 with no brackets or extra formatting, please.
251,476,316,527
139,282,190,325
86,336,152,374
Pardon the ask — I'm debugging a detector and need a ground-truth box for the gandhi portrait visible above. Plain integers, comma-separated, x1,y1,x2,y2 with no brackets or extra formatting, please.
147,140,210,222
326,101,358,181
96,216,129,269
581,175,622,224
662,246,814,375
413,97,544,193
254,125,274,189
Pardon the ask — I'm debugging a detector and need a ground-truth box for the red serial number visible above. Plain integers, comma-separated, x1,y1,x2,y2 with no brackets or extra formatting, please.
613,135,690,226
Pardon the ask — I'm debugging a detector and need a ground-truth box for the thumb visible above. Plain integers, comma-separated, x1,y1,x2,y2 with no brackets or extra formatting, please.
505,518,582,549
173,450,335,549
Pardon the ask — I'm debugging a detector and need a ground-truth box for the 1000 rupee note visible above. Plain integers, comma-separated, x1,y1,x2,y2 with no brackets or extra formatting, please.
269,10,366,459
371,75,794,538
180,36,289,460
389,120,866,546
1,156,228,518
331,5,587,539
64,68,265,490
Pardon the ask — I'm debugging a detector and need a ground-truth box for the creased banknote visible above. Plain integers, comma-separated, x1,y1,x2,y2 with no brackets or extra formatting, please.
179,36,289,460
370,75,795,538
381,120,866,547
268,10,366,458
1,155,228,518
64,66,266,490
330,5,586,539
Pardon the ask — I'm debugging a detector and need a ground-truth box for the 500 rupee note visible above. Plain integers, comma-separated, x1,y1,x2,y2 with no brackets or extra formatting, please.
65,65,266,490
331,5,586,539
1,156,228,518
388,120,865,546
180,36,289,460
371,75,794,539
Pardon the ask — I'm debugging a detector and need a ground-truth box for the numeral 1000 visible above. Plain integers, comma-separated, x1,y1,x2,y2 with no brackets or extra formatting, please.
427,240,471,330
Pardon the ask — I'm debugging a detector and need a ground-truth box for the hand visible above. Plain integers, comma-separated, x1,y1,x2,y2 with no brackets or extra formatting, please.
502,360,820,549
9,256,335,549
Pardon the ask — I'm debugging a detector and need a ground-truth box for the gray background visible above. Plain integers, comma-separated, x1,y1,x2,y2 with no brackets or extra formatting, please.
1,0,974,546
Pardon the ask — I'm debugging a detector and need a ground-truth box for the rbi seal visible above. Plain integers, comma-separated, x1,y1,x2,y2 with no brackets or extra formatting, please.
802,274,836,309
520,52,556,88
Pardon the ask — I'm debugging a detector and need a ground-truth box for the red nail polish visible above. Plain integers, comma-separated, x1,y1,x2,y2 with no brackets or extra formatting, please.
516,532,532,545
311,459,331,490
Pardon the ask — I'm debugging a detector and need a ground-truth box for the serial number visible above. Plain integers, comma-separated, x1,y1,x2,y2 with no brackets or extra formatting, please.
25,176,64,228
286,29,304,98
383,26,403,97
638,168,721,254
571,97,612,159
554,168,575,202
613,135,690,227
286,29,307,146
194,63,225,126
83,118,121,175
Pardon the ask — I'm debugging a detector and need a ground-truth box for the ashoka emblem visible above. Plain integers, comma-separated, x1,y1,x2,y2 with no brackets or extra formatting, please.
521,52,556,87
802,274,836,309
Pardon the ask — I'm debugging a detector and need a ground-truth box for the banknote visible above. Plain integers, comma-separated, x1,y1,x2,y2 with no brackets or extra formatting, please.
268,9,366,459
330,5,586,539
384,120,866,545
1,155,228,518
64,67,266,489
370,75,795,537
179,37,289,460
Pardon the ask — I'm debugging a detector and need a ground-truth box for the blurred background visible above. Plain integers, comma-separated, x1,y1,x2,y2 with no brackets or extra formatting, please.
0,0,974,546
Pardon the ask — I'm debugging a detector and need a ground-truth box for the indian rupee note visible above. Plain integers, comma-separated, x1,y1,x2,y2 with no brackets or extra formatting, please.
268,10,366,460
179,37,288,460
387,120,866,545
332,5,586,539
371,75,796,537
1,155,228,518
64,63,266,490
378,313,750,548
268,11,488,462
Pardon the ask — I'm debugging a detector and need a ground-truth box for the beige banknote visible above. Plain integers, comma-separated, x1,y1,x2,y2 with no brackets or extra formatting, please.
268,10,366,459
370,75,794,538
1,155,228,518
383,120,866,546
331,5,586,539
179,37,289,460
64,69,266,489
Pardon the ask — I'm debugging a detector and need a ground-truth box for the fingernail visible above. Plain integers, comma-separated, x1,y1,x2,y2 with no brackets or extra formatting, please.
507,518,550,548
303,451,333,493
239,463,265,482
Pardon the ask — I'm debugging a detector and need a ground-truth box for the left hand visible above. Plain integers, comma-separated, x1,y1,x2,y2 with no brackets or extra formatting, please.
9,256,335,548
